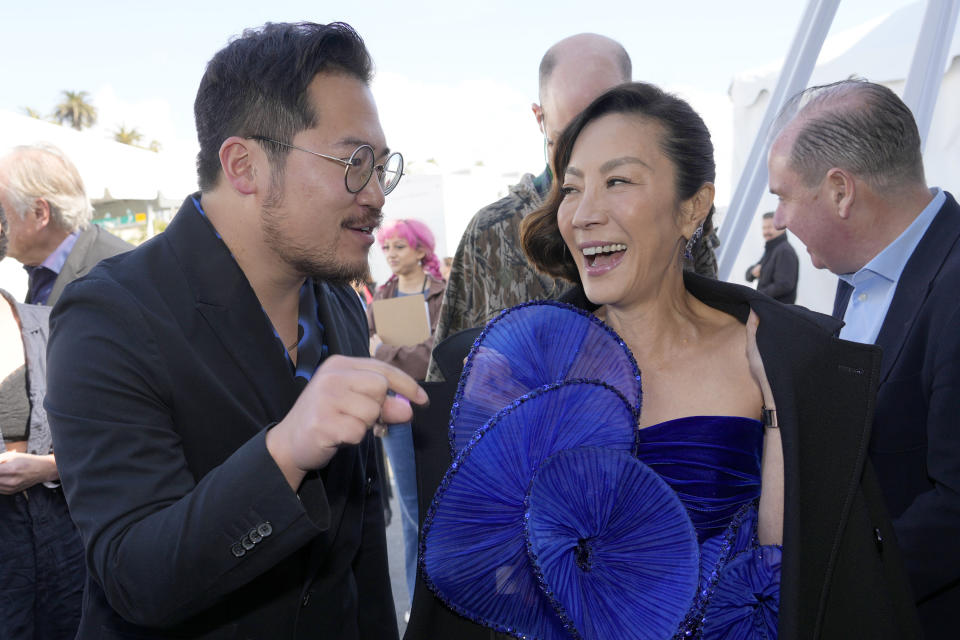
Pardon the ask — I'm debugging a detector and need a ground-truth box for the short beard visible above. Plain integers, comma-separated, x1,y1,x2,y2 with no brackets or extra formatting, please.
261,180,372,286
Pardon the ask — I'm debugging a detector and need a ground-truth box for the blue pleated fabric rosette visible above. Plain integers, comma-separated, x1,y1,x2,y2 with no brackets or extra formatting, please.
675,502,777,639
421,381,700,639
700,544,781,640
525,447,701,640
448,301,642,457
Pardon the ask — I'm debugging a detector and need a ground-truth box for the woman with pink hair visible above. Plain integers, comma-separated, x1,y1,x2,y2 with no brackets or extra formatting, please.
367,218,446,618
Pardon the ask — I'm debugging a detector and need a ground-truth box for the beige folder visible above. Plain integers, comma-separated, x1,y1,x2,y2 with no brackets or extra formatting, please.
371,294,431,346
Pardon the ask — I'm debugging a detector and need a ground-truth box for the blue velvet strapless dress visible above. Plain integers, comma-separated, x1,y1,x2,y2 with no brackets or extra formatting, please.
637,416,781,639
421,302,781,640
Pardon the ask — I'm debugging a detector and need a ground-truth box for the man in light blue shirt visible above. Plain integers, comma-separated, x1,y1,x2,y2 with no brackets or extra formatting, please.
837,188,944,344
768,78,960,637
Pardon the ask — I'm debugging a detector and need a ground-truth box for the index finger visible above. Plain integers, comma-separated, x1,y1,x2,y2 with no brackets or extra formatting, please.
349,357,429,406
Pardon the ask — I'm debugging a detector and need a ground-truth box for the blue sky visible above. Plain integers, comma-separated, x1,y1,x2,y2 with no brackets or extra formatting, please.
0,0,934,305
2,0,916,169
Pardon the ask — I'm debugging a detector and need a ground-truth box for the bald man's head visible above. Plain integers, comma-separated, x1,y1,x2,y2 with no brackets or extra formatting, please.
533,34,631,168
538,34,631,100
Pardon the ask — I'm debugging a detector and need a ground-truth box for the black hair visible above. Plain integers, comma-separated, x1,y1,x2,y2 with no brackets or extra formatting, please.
194,21,373,191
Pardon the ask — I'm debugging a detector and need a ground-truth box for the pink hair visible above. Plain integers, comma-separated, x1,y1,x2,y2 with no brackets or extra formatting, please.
377,218,444,282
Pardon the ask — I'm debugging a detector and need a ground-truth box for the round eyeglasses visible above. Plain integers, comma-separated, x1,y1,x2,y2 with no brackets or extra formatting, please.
251,136,404,195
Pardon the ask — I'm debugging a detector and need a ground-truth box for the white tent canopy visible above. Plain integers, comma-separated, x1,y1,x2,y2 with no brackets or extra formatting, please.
727,1,960,313
0,109,197,203
0,110,200,298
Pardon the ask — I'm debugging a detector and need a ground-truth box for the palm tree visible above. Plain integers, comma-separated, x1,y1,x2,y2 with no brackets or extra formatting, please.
54,90,97,130
114,125,143,146
22,107,43,119
147,139,162,153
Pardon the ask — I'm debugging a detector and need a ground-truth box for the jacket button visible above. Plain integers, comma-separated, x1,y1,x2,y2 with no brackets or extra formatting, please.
241,535,255,551
366,476,374,496
873,527,884,552
231,543,246,558
257,522,273,537
249,528,263,544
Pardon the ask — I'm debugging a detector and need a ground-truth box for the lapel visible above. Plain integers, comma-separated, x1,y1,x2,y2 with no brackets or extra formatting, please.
567,275,883,635
167,197,365,546
298,281,358,543
672,275,874,636
165,197,300,422
317,280,350,358
874,193,960,385
49,227,94,306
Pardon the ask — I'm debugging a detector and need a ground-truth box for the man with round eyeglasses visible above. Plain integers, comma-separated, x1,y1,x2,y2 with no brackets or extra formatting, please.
44,21,422,640
249,136,403,196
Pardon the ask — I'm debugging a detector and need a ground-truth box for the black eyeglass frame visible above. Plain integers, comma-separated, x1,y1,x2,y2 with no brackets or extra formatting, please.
250,135,403,195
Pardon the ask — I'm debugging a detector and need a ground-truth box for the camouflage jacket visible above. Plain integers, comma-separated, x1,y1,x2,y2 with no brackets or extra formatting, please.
426,170,569,381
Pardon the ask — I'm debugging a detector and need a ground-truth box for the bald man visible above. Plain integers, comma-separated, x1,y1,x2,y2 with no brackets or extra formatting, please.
406,36,634,639
424,34,632,382
426,34,718,382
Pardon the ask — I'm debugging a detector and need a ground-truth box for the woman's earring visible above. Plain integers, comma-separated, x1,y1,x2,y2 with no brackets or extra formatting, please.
684,223,704,261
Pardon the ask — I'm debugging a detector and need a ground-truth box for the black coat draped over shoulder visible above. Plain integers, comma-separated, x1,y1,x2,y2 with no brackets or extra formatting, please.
406,273,920,640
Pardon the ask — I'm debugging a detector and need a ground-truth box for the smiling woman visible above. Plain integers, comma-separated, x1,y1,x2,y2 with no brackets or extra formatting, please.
504,82,921,638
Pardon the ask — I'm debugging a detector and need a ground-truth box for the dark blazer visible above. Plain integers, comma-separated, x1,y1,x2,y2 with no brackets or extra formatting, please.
407,274,920,640
833,191,960,636
45,196,397,640
47,223,132,307
745,232,799,304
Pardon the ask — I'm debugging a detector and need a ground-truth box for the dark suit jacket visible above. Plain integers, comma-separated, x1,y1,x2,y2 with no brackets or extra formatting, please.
745,232,799,304
45,196,397,640
47,223,132,307
833,191,960,636
407,274,920,640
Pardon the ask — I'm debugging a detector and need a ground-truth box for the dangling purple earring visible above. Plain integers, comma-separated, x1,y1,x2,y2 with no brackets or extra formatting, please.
684,223,704,261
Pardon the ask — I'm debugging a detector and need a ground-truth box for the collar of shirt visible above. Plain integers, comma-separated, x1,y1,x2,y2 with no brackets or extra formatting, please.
838,187,944,344
22,230,80,276
22,231,81,304
839,187,945,289
190,195,327,380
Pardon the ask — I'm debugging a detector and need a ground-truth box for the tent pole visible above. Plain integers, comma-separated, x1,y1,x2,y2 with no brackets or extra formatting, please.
902,0,960,152
717,0,840,281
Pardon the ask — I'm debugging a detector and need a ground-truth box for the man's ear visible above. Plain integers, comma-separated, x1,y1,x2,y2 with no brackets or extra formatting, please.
218,137,259,195
531,103,545,134
679,182,716,237
826,167,855,220
30,198,52,230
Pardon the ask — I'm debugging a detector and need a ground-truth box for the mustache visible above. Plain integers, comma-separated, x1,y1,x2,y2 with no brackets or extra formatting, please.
343,210,383,231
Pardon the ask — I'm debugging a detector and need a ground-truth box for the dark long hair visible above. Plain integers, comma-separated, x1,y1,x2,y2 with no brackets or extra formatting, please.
522,82,717,282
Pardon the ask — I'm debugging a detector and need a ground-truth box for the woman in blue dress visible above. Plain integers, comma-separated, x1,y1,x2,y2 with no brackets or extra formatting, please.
413,83,919,640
